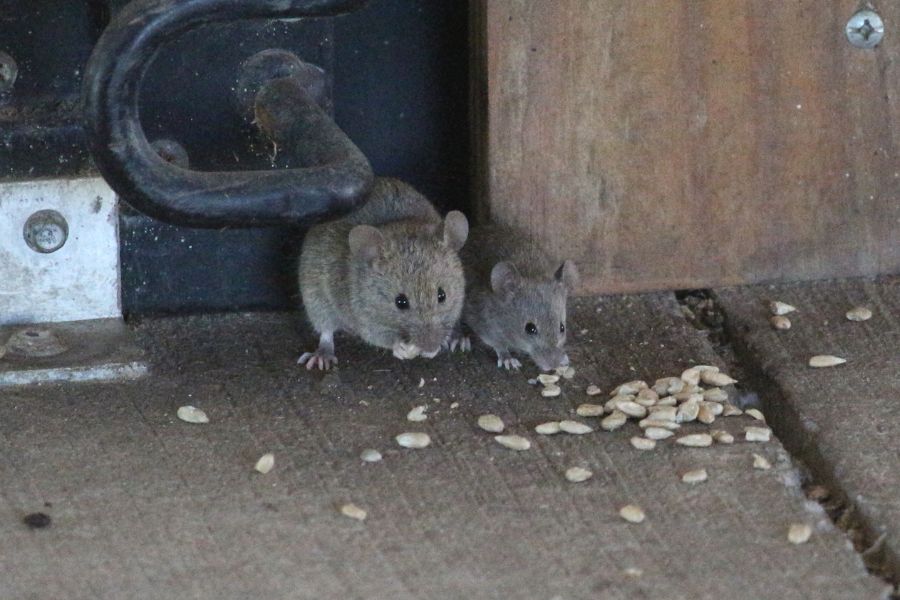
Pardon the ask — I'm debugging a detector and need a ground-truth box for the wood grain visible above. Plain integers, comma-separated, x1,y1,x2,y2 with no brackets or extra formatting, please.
472,1,900,293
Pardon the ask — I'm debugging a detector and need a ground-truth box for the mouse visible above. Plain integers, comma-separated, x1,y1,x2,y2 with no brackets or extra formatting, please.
298,178,469,369
453,223,578,371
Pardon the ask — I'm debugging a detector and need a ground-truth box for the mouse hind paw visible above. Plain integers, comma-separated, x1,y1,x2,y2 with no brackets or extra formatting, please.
297,349,338,370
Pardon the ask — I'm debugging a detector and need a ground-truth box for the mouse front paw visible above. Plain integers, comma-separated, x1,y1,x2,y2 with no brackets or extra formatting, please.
444,332,472,353
495,351,521,370
297,349,338,370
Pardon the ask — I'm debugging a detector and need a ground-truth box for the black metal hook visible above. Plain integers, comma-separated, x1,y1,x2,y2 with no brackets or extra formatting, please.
83,0,373,228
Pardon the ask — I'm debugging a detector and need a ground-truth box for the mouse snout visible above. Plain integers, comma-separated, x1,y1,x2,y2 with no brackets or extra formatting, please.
532,348,569,372
411,326,447,359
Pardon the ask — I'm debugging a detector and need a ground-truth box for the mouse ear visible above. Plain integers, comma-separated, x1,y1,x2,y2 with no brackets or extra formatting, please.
348,225,385,264
490,261,518,296
554,260,579,292
441,211,469,251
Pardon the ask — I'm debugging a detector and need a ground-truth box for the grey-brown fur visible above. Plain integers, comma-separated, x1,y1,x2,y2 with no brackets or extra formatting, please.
456,224,578,371
298,178,468,369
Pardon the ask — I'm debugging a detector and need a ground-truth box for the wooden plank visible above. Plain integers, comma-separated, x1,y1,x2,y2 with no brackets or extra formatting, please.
472,1,900,293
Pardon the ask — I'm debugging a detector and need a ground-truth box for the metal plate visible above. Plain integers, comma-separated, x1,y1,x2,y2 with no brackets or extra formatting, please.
0,177,119,324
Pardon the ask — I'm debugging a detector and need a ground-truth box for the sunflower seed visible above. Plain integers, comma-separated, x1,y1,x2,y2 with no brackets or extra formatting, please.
617,401,647,418
418,378,426,388
788,523,812,544
177,405,209,424
541,384,562,398
556,366,576,379
653,377,684,396
560,420,593,435
637,388,659,402
606,394,635,411
396,432,431,449
407,405,428,422
753,453,772,470
647,406,677,421
702,401,724,416
846,307,872,322
254,453,275,474
576,403,605,417
745,408,765,421
644,427,675,440
675,390,704,403
681,468,708,483
586,384,603,396
711,430,734,444
656,396,678,407
538,373,560,385
770,300,797,316
360,448,383,462
601,410,628,431
611,380,648,396
809,355,847,368
680,368,701,386
619,504,646,523
631,436,657,450
697,403,716,425
565,466,593,482
494,435,531,450
723,403,743,417
703,388,729,402
676,399,700,423
695,365,720,373
634,396,658,408
701,371,737,386
477,414,505,433
676,433,713,447
340,503,367,521
745,426,772,442
770,316,792,330
535,421,562,435
639,419,680,431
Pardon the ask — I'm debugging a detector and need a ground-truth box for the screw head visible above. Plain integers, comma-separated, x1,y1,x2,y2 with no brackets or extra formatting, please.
23,210,69,254
846,10,884,49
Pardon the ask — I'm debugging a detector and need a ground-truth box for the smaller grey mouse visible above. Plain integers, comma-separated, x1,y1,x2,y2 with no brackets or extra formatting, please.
454,224,578,371
298,178,468,369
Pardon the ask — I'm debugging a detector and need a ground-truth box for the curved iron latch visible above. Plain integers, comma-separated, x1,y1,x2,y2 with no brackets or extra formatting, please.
83,0,374,228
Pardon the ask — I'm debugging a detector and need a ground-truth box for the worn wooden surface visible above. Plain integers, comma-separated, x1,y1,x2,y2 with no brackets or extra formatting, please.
473,1,900,293
0,298,887,599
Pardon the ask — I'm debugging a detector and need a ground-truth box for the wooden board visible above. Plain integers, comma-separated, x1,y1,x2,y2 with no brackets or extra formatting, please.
472,1,900,293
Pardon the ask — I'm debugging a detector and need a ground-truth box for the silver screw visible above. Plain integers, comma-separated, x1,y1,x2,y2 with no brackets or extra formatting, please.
23,210,69,254
846,10,884,49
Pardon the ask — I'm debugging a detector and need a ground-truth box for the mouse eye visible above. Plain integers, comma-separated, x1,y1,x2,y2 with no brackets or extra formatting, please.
395,294,410,310
437,287,446,303
560,322,566,334
525,322,537,335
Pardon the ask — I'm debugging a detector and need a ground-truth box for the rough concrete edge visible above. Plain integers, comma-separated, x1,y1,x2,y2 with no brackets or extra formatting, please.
0,361,149,388
712,290,900,595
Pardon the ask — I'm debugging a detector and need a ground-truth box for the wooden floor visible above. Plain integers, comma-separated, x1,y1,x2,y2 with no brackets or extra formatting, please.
0,281,895,599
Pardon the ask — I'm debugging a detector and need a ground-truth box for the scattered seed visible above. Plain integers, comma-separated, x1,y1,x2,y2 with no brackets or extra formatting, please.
630,436,657,450
680,368,701,386
396,432,431,449
675,390,703,403
647,406,677,421
676,399,700,423
644,427,674,440
745,426,772,442
753,453,772,470
360,448,382,462
418,378,425,388
676,433,713,447
254,453,275,474
711,430,734,444
477,414,505,433
637,388,659,402
556,366,576,379
701,371,737,386
535,421,562,435
617,401,647,418
653,377,684,396
565,466,593,482
576,403,605,417
634,396,657,408
640,420,680,432
538,373,560,385
723,403,743,417
494,435,531,450
586,384,603,396
560,420,593,435
702,401,724,416
340,503,367,521
610,380,648,396
788,523,812,544
541,385,562,398
624,567,643,577
702,388,729,402
695,365,720,373
407,405,428,422
809,355,847,368
619,504,646,523
698,404,716,425
177,405,209,424
605,394,635,411
681,468,708,483
770,315,792,330
601,411,627,431
770,300,797,316
846,307,872,322
656,396,677,407
745,408,765,422
449,402,459,409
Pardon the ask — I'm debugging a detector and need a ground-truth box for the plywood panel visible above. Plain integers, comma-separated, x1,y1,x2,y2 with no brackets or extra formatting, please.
473,1,900,293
